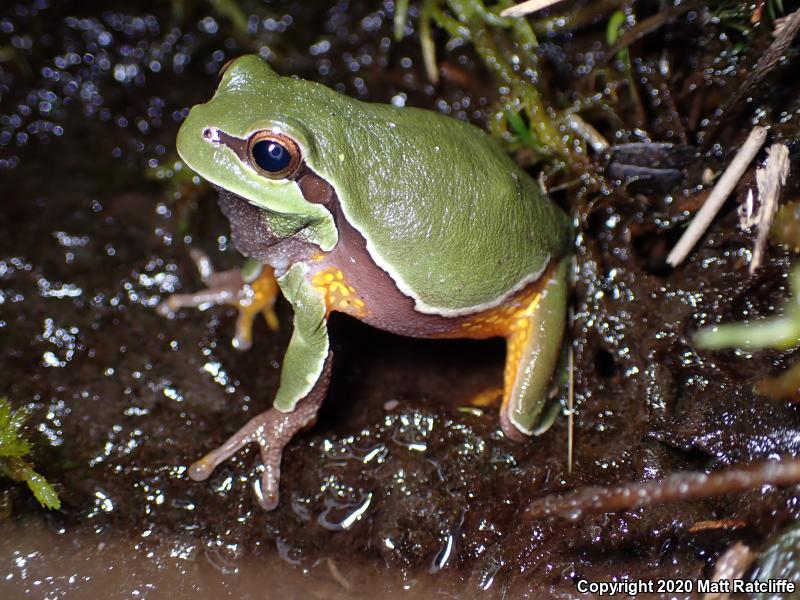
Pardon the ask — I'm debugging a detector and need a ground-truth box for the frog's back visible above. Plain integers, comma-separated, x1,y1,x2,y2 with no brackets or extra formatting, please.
311,95,570,315
222,58,571,315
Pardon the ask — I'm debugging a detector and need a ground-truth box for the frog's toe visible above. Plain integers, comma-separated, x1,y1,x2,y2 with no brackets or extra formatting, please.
187,413,263,483
158,251,281,349
468,386,503,408
230,273,281,349
188,391,325,511
233,308,256,351
157,286,239,315
255,445,283,511
187,247,215,281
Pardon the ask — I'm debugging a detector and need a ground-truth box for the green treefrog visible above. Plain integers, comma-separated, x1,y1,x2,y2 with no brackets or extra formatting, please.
162,55,571,510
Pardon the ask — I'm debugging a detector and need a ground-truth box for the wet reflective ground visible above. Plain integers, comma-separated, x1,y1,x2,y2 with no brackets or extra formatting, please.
2,0,800,598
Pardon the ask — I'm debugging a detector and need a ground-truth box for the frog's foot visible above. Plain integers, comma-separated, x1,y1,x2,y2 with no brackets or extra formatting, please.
469,387,503,407
158,249,280,350
188,401,321,510
188,354,333,511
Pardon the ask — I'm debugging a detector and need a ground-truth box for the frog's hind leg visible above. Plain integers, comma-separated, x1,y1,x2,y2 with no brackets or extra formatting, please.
157,250,280,350
499,260,569,442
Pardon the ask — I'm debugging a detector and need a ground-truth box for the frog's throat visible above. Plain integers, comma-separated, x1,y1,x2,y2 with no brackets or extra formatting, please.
215,187,324,275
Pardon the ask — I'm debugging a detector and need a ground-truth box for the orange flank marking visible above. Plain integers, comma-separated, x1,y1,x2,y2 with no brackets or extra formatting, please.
311,267,368,318
448,278,547,407
502,295,541,398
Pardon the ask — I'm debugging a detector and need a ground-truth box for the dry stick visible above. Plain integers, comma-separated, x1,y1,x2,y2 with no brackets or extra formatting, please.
566,113,609,152
566,345,574,474
666,126,768,267
749,143,790,274
596,3,696,70
703,542,755,600
525,458,800,521
704,9,800,147
500,0,568,18
326,558,353,592
689,518,747,533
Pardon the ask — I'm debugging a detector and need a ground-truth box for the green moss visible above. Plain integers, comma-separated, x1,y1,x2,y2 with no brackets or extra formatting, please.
0,398,60,510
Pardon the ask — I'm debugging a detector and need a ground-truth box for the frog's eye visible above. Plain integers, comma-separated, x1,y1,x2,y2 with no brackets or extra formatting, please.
246,131,302,179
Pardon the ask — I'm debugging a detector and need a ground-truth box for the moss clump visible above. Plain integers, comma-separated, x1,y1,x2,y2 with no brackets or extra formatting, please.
0,398,60,510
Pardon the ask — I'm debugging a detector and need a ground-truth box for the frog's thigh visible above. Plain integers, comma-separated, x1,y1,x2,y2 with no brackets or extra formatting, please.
500,260,568,441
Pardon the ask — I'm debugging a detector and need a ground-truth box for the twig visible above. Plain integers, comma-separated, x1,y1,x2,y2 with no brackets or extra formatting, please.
704,8,800,146
326,558,353,592
688,518,747,533
596,3,697,71
703,543,755,600
749,143,790,274
525,457,800,521
500,0,568,18
666,126,768,267
567,345,574,474
565,114,609,152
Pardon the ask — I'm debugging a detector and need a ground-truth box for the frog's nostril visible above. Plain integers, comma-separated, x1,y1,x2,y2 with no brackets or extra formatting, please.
201,127,221,144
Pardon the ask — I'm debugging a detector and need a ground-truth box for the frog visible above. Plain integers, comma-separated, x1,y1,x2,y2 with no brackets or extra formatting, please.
162,55,572,510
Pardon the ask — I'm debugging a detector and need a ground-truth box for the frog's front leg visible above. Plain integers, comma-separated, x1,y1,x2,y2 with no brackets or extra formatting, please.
188,263,330,510
499,260,569,442
157,249,279,350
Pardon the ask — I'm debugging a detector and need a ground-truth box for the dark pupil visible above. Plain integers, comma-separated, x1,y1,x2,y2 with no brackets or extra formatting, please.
252,140,291,173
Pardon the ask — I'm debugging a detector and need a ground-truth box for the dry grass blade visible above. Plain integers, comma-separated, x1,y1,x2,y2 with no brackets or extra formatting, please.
689,519,748,533
750,143,790,274
326,558,353,592
500,0,568,18
666,126,767,267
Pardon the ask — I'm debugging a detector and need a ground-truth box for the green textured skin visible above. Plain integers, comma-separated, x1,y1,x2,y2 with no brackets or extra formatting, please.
177,56,571,316
273,263,329,411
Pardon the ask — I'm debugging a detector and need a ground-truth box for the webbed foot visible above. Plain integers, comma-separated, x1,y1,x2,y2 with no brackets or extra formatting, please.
188,353,332,510
158,249,279,350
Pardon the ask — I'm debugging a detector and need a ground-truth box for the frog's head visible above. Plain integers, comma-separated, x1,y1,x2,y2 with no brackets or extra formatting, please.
176,56,339,258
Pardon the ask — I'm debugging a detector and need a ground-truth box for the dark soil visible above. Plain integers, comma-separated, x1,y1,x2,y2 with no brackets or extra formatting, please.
1,0,800,598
